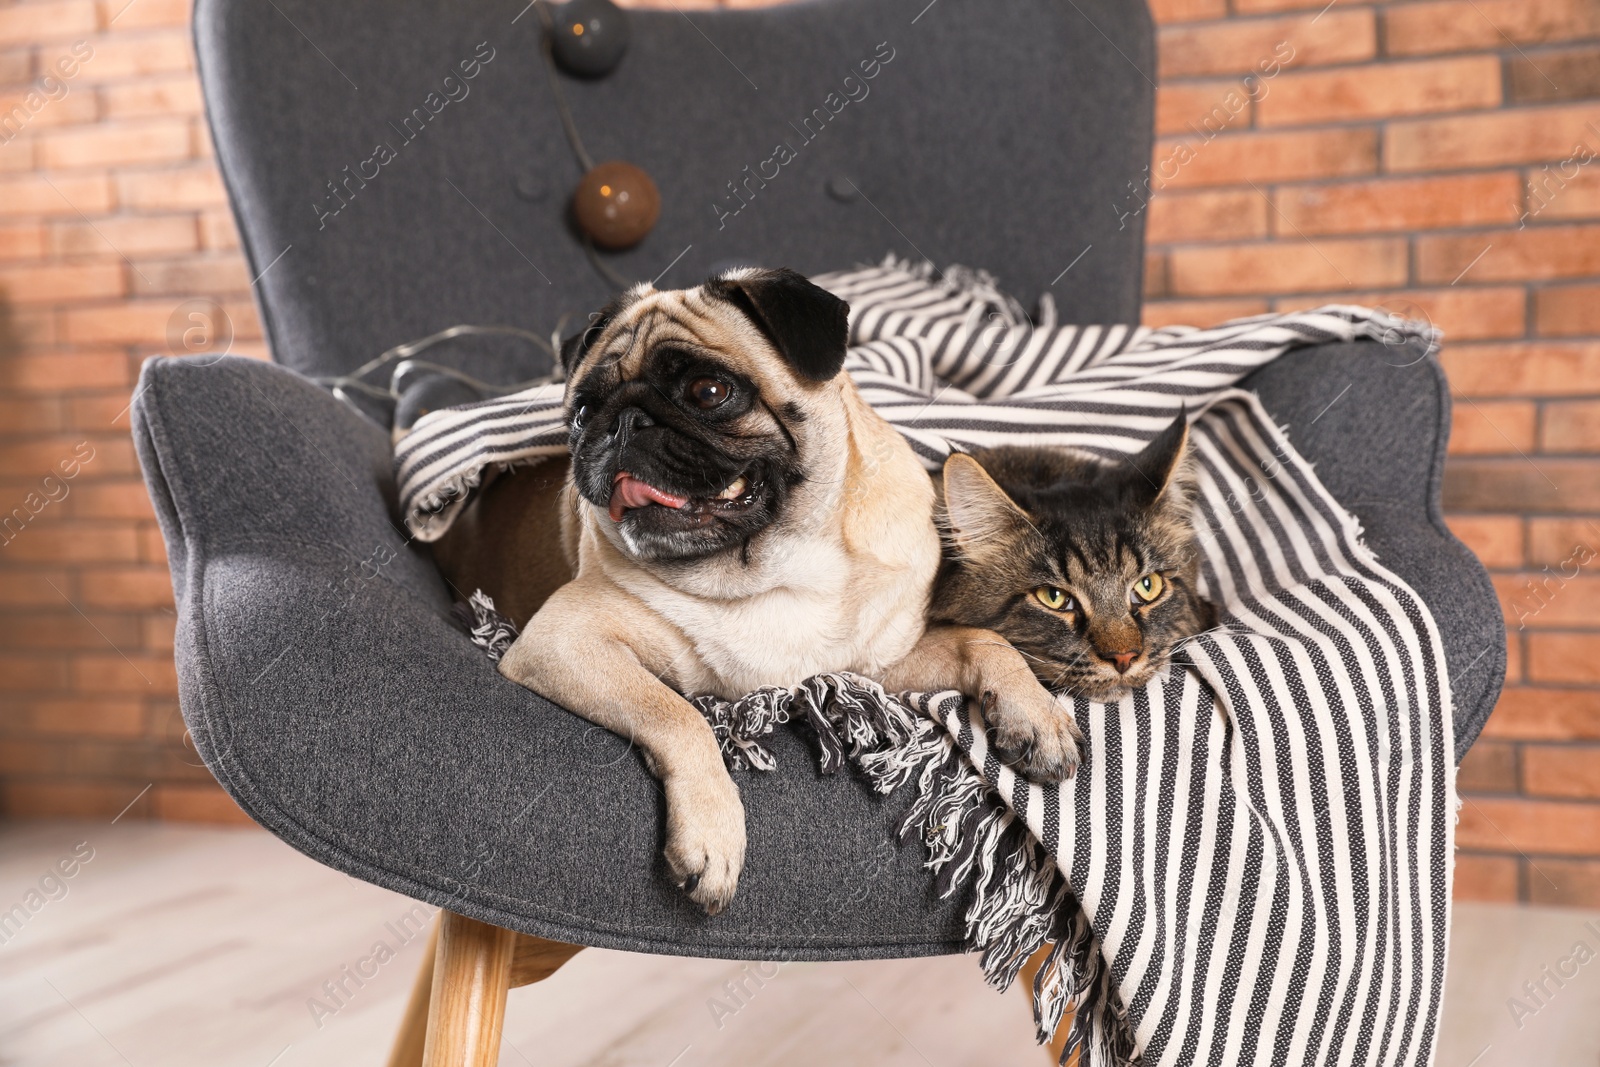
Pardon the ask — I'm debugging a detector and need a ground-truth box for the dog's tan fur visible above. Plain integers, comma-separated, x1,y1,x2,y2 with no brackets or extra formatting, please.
433,277,1074,913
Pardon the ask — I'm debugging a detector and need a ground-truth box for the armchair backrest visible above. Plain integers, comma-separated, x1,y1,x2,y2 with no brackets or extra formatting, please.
195,0,1155,378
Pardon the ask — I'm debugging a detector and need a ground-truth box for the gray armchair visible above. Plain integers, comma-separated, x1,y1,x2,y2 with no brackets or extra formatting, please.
132,0,1504,1061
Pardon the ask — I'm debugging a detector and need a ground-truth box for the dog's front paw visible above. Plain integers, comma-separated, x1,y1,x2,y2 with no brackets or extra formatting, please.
972,650,1083,783
663,771,746,915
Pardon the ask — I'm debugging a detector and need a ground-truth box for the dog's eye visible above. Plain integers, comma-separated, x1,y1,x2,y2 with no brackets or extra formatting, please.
686,377,730,409
570,403,589,430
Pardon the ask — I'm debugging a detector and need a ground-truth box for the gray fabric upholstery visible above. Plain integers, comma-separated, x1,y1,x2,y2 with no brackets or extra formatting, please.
195,0,1155,380
131,340,1501,957
141,0,1504,957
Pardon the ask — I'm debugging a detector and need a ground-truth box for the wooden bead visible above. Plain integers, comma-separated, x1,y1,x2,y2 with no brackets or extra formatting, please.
572,161,659,250
550,0,630,78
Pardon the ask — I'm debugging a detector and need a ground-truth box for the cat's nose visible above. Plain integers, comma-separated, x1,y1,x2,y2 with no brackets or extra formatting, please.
1102,650,1140,673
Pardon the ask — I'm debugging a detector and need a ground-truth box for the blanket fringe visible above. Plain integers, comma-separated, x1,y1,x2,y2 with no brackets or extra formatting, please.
456,592,1138,1064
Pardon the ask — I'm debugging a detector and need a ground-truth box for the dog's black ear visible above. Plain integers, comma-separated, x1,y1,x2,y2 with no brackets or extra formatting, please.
705,267,850,382
559,290,638,376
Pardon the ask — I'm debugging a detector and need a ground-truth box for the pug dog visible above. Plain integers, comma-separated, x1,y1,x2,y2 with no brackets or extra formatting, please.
431,268,1079,914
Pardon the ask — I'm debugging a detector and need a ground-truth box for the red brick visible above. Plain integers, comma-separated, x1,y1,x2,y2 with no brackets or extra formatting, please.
1385,0,1600,57
50,214,197,258
1259,56,1500,127
0,780,152,820
1525,744,1600,798
151,784,253,825
1535,285,1600,337
1419,226,1600,285
1446,514,1524,569
0,262,124,303
1449,400,1537,455
1443,458,1600,512
12,698,145,737
143,611,174,653
66,479,155,520
65,391,141,429
1497,574,1600,629
1153,128,1377,189
99,75,202,119
37,119,190,169
99,0,192,30
1530,633,1600,684
1146,188,1269,244
1543,402,1600,452
0,523,139,563
1483,687,1600,741
77,564,174,609
0,350,129,391
0,652,69,691
1142,298,1270,329
61,300,178,345
1459,796,1600,854
1528,519,1600,566
1508,45,1600,105
0,2,98,48
1536,168,1600,221
0,569,72,607
1385,103,1600,171
70,33,194,83
1273,287,1524,341
0,222,43,260
1230,0,1334,10
1148,0,1226,22
114,164,226,210
0,611,141,650
1156,80,1252,136
1452,853,1520,902
0,85,99,132
1273,173,1523,236
0,47,32,85
129,255,250,297
1168,238,1407,297
198,208,238,251
1158,10,1372,78
1458,739,1519,792
70,651,177,694
1526,858,1600,909
0,172,111,216
1443,342,1600,398
0,396,65,433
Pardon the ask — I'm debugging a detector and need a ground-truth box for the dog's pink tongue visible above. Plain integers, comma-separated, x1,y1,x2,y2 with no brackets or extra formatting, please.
609,473,689,522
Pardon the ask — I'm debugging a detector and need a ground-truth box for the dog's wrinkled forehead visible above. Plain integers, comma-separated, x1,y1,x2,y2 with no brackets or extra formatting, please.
561,267,850,392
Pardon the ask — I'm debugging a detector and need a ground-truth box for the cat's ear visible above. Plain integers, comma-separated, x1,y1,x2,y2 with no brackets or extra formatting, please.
942,452,1032,558
1127,410,1192,507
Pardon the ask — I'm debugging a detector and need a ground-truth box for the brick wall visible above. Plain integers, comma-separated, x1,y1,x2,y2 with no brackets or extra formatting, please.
2,0,1598,904
1142,0,1600,908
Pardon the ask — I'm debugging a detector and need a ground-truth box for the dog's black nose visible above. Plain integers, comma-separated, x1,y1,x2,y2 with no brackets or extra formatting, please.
612,406,655,439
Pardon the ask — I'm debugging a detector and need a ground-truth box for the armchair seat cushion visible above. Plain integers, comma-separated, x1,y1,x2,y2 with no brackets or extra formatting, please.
131,337,1501,959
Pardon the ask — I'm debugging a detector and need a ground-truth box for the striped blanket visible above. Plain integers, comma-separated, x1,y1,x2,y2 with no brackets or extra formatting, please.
397,260,1457,1066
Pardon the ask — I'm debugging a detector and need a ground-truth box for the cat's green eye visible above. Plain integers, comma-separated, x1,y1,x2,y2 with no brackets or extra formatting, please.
1034,586,1072,611
1132,573,1166,603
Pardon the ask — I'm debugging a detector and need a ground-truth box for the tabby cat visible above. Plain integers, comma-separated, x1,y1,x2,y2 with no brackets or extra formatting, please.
932,413,1218,702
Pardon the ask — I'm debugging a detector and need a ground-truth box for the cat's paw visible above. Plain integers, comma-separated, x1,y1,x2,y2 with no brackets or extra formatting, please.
982,687,1082,783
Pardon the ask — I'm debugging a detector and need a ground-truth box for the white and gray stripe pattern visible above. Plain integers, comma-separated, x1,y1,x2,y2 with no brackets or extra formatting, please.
396,260,1456,1066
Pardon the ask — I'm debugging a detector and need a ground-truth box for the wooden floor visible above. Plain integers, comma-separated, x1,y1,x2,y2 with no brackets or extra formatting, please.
0,820,1596,1066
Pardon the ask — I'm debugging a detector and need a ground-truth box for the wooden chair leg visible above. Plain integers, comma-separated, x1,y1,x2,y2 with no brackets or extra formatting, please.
387,909,584,1067
1018,945,1076,1065
386,919,440,1067
422,911,518,1067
